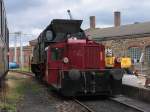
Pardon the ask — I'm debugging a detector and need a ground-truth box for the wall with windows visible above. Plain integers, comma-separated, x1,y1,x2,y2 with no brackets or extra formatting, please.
0,0,9,74
101,36,150,64
100,36,150,75
128,47,142,63
0,0,8,45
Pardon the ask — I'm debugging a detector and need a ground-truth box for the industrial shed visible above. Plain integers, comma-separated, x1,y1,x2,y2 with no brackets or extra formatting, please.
86,12,150,75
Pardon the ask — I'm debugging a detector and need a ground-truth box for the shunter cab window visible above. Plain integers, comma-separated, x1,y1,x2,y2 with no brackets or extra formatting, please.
51,48,64,61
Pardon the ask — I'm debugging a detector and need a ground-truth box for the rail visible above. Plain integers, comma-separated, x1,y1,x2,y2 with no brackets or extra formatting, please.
109,95,149,112
73,95,149,112
73,99,95,112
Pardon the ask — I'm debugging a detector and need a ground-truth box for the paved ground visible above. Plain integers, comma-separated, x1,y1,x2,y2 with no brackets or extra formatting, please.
122,74,147,88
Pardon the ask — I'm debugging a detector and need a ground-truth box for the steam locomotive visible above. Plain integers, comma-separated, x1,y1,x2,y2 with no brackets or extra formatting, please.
0,0,9,85
31,19,124,96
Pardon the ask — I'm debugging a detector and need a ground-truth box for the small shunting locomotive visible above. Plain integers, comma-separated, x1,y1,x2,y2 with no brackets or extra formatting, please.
31,19,124,96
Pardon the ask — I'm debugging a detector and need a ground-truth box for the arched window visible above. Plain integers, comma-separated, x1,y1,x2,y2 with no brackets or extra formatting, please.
128,47,141,63
145,46,150,63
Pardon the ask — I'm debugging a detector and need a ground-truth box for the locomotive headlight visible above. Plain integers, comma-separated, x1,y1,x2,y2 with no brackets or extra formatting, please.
63,57,69,64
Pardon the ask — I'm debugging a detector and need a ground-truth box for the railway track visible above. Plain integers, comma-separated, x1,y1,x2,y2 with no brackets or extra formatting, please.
74,99,95,112
74,95,150,112
109,95,150,112
7,71,150,112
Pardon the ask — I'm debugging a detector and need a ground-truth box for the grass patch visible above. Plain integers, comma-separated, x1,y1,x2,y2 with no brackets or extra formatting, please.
0,72,42,112
0,103,16,112
30,82,41,93
11,66,31,72
0,79,28,112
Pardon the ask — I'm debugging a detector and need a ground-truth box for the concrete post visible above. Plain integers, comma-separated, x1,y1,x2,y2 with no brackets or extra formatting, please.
19,32,24,70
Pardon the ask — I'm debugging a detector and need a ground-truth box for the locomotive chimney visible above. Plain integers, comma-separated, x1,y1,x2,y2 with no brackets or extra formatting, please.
114,11,121,27
90,16,96,29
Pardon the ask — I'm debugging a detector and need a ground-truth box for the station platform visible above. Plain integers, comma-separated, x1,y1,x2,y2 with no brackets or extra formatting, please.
122,75,150,103
122,75,148,88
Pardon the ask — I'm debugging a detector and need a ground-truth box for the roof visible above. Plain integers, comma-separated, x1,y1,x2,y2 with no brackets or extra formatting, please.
86,21,150,41
38,19,86,42
29,39,38,46
9,46,32,50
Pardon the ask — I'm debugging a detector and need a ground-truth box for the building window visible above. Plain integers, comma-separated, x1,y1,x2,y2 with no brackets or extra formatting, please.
11,56,14,62
145,46,150,63
18,56,20,63
24,55,28,63
128,47,141,63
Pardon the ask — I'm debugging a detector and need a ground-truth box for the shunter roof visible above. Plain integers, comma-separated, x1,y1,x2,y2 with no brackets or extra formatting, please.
86,21,150,41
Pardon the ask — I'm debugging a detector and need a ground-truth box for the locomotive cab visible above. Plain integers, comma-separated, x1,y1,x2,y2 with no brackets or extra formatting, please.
44,38,122,96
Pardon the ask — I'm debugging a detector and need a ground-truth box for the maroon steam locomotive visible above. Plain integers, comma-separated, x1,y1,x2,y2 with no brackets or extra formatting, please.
31,19,123,96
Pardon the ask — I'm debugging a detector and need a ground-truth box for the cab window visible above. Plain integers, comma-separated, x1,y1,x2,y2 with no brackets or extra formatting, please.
51,48,64,61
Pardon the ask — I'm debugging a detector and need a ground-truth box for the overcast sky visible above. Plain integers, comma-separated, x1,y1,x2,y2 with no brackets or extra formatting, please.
5,0,150,46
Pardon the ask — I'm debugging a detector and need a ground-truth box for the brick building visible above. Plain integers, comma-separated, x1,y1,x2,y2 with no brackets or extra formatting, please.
9,46,32,67
29,39,37,50
86,12,150,75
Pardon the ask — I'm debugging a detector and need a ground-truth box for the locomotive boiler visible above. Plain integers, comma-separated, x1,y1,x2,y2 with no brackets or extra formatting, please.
31,19,123,96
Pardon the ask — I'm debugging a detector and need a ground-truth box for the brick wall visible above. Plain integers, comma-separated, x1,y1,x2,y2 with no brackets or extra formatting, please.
9,46,32,67
99,36,150,75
